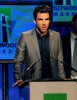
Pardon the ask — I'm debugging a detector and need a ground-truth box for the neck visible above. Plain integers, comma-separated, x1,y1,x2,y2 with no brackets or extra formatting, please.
36,27,47,37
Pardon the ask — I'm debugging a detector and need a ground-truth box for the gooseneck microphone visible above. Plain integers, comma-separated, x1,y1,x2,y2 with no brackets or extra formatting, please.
50,56,77,73
22,58,41,81
26,58,41,71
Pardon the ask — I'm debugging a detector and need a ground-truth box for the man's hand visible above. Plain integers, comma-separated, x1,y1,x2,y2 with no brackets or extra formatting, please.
12,79,23,87
64,78,71,80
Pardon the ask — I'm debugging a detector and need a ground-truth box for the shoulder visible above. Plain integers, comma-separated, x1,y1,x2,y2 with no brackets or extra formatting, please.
49,29,61,39
49,29,60,36
21,29,33,36
19,29,35,39
17,29,34,42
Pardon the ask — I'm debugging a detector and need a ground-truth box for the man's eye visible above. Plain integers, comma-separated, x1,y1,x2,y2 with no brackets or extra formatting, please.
46,19,50,20
38,19,42,20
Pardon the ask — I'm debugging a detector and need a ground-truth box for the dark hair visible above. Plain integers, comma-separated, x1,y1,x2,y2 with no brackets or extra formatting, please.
33,4,51,20
72,13,77,22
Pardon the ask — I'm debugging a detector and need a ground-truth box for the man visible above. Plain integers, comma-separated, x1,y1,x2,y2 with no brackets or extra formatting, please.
62,13,77,78
12,4,65,87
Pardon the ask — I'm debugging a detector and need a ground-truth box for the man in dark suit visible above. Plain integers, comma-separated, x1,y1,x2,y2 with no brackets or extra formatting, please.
12,4,65,87
62,13,77,78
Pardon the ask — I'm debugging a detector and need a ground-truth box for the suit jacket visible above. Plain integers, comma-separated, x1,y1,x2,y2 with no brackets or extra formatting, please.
61,34,71,78
13,28,65,82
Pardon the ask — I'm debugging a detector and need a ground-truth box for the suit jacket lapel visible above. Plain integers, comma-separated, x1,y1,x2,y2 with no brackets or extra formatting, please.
49,30,54,57
30,28,41,59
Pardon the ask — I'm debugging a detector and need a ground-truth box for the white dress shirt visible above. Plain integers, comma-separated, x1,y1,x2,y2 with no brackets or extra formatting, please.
71,32,77,78
71,32,76,63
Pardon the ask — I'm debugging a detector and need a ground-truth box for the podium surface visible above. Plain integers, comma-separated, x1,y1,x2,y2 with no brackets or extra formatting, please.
29,80,77,100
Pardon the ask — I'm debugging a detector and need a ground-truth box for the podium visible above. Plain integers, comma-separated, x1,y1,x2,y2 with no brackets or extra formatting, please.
18,80,77,100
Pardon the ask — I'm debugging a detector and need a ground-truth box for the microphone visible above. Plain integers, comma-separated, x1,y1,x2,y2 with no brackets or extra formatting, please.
18,58,41,89
26,58,41,71
50,56,77,73
22,58,41,81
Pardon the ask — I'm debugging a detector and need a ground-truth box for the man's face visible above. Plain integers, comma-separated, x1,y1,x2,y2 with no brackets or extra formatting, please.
72,19,77,35
34,12,50,34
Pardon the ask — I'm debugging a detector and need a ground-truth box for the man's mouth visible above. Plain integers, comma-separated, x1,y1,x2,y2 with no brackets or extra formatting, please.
42,27,46,29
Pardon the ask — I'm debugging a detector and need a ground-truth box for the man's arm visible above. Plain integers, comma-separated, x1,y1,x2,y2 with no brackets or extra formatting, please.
13,33,26,82
57,34,66,79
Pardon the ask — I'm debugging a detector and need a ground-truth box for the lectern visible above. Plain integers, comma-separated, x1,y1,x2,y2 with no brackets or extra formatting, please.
18,80,77,100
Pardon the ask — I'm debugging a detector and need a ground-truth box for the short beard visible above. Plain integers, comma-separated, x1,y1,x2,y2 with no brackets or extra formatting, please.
36,25,48,34
36,26,44,34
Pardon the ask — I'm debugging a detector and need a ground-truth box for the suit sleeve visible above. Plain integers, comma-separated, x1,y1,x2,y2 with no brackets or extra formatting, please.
57,34,66,79
13,33,26,82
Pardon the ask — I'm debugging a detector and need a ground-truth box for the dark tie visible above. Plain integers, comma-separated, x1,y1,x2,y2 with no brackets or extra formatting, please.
72,37,77,76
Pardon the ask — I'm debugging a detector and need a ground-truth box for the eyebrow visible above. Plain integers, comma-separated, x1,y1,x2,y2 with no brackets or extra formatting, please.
38,18,50,20
45,18,50,20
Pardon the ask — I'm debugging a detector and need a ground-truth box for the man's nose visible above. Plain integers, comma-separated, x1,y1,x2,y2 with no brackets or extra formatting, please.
42,20,46,25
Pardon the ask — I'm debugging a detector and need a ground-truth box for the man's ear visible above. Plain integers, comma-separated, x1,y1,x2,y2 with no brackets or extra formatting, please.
33,18,36,24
